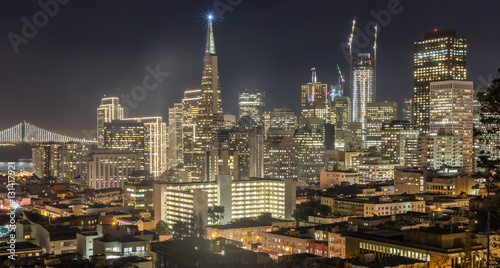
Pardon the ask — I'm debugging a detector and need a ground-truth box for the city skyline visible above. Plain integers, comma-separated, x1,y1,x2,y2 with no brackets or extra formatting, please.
1,1,500,138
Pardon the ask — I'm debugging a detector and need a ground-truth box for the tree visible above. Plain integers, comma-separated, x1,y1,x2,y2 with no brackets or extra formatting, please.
474,69,500,267
315,204,332,217
155,220,172,235
172,221,190,239
291,206,315,224
208,206,225,225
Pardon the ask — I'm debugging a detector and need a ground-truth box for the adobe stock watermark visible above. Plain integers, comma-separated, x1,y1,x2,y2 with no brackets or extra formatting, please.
81,64,169,140
212,0,243,21
475,73,495,90
340,0,412,62
6,163,18,260
7,0,71,54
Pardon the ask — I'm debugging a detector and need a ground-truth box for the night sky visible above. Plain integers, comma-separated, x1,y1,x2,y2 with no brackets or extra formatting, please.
1,0,499,139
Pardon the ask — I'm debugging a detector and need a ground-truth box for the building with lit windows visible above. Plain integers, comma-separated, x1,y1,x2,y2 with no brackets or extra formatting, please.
205,216,295,251
121,117,167,178
344,227,486,268
85,150,140,189
206,149,238,181
263,130,298,180
357,159,396,183
381,120,420,167
294,124,326,184
418,130,464,170
413,29,467,134
352,53,375,142
429,80,473,173
32,142,92,180
261,227,315,259
426,173,477,195
320,196,425,217
319,169,358,189
161,189,208,233
301,69,331,123
95,97,167,178
263,108,298,137
212,123,264,180
168,103,183,169
403,98,414,124
366,101,398,148
123,181,153,211
193,18,225,182
238,89,265,125
153,177,296,227
223,114,236,129
394,168,429,194
333,96,351,131
97,97,124,147
103,120,145,169
182,88,201,180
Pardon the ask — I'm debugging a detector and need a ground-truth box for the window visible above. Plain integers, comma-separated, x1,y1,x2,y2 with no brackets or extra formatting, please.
124,247,132,253
137,246,145,251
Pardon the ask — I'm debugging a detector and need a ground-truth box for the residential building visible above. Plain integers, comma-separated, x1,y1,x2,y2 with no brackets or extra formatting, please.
205,215,295,250
321,196,425,217
358,159,396,183
261,227,315,259
319,169,358,189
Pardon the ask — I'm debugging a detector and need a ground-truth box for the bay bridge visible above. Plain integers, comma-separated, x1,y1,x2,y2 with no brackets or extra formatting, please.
0,121,97,144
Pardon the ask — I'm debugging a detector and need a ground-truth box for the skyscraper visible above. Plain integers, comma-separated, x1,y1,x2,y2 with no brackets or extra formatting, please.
238,89,265,125
333,96,351,131
182,89,201,176
97,97,123,147
402,98,414,123
122,117,167,177
413,29,467,133
301,68,330,123
192,18,224,181
294,123,326,184
381,120,420,167
263,108,297,136
429,80,473,172
103,120,145,169
168,103,183,169
264,132,298,180
352,53,375,141
366,101,398,149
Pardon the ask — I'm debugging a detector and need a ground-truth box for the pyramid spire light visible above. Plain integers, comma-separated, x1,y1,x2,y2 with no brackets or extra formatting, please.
205,16,216,55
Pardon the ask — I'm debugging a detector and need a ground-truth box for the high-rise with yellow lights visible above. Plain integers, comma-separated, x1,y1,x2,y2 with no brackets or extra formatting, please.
192,18,224,181
413,29,467,134
97,97,123,147
301,68,330,123
429,80,473,172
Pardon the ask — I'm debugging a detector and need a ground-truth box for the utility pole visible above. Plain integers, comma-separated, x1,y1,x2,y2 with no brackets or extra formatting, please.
487,175,491,268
